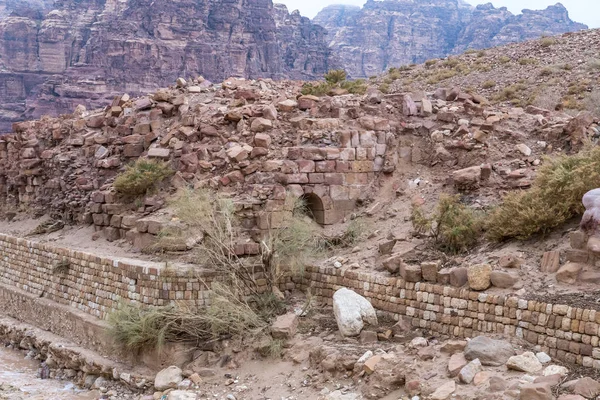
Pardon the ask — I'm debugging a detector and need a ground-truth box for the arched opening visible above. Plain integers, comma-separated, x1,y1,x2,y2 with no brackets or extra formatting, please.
299,193,325,225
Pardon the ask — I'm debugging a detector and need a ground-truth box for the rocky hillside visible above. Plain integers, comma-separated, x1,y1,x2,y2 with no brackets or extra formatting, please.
375,28,600,117
0,0,335,132
314,0,587,78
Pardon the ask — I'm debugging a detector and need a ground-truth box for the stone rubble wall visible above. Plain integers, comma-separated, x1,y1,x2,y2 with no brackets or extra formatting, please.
298,265,600,370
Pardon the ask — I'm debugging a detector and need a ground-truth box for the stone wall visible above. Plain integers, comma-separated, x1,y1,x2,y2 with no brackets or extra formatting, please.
3,232,600,370
299,265,600,370
0,233,231,320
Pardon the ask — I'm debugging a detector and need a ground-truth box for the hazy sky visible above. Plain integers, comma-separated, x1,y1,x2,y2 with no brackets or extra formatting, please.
278,0,599,28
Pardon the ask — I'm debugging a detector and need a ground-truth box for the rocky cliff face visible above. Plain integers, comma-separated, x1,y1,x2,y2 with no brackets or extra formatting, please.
0,0,335,132
314,0,588,78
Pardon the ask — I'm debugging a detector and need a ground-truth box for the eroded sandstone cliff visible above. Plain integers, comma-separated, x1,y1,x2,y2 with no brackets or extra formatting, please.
0,0,335,132
314,0,587,78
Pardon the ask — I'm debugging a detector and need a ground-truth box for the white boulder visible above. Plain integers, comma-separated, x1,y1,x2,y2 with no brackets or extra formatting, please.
333,288,378,336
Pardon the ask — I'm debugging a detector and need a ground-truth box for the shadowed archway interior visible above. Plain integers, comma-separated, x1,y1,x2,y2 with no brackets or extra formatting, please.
299,193,325,225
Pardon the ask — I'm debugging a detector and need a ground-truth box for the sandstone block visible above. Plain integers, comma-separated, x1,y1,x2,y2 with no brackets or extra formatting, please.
468,264,492,291
452,166,481,190
540,251,560,273
148,148,170,158
507,351,543,373
254,133,272,148
490,271,518,288
555,262,583,284
464,336,514,366
519,382,553,400
570,230,587,249
449,267,468,287
448,352,467,377
250,117,273,132
573,377,600,398
421,261,439,282
400,263,422,282
271,313,299,339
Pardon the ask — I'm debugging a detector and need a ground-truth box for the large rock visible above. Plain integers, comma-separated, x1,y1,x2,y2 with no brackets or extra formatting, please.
573,377,600,398
332,288,378,336
581,188,600,233
271,313,298,339
464,336,514,366
467,264,492,290
506,351,543,373
155,366,183,391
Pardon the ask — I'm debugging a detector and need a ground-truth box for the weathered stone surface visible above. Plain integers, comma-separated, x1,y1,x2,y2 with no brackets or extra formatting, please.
543,365,568,376
429,380,456,400
332,288,378,336
467,264,492,291
490,271,518,288
573,377,600,398
459,358,482,384
540,251,561,273
448,352,467,377
555,262,584,284
506,352,543,374
464,336,514,366
271,313,298,339
155,366,183,391
449,267,468,287
519,382,553,400
250,118,273,133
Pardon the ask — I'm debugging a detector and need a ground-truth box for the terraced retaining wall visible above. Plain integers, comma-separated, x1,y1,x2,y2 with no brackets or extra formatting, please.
299,265,600,370
1,233,599,370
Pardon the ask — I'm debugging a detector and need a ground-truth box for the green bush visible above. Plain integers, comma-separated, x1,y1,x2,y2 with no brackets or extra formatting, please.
301,70,366,96
487,147,600,241
324,69,347,84
113,159,173,197
411,195,483,254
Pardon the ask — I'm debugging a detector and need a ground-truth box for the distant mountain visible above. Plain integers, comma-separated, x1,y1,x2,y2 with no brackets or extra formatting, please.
314,0,588,78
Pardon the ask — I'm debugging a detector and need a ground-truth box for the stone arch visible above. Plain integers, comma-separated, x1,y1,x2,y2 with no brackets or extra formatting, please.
299,193,325,225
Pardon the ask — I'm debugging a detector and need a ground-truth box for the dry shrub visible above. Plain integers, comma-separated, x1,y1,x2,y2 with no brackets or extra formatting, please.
482,80,496,89
487,147,600,241
108,282,268,353
114,159,173,197
172,189,322,288
540,37,557,47
262,196,326,282
411,195,483,254
532,87,561,110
